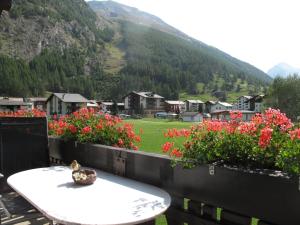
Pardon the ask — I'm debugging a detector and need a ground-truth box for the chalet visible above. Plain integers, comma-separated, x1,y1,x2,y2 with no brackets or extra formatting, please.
87,100,99,111
46,93,89,116
123,91,164,114
165,101,185,113
0,97,33,112
185,100,204,112
245,95,264,112
27,97,47,111
180,112,203,122
204,101,217,113
211,101,233,113
234,96,252,111
117,103,125,112
211,110,256,121
98,101,114,112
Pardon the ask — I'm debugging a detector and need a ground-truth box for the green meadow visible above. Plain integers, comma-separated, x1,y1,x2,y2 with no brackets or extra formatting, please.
127,118,194,154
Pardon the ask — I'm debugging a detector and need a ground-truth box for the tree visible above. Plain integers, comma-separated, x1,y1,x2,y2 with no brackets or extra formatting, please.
266,74,300,121
111,100,119,116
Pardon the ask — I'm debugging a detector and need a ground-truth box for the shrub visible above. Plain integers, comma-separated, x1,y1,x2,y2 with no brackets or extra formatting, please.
162,108,300,175
48,108,140,150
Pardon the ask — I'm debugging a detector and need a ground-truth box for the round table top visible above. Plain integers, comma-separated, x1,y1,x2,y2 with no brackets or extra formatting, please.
7,166,171,225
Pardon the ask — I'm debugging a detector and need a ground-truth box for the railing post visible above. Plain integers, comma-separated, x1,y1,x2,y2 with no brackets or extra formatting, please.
165,195,185,225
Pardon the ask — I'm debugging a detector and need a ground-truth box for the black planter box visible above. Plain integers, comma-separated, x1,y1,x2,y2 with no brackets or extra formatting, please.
172,165,300,225
49,138,300,225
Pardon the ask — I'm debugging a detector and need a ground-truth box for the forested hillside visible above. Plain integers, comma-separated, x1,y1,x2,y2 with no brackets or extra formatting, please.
0,0,115,98
0,0,271,100
113,21,271,99
90,1,272,100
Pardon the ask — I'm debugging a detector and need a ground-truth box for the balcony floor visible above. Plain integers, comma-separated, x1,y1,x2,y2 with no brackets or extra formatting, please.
0,192,50,225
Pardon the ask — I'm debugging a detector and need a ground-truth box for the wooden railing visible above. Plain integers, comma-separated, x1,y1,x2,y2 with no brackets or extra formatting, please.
49,137,300,225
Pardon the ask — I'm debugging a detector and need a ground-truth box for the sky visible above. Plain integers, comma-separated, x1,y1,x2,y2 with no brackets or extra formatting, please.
87,0,300,72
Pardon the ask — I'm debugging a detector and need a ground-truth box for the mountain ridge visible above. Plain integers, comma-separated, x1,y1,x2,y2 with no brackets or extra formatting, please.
0,0,271,100
268,63,300,78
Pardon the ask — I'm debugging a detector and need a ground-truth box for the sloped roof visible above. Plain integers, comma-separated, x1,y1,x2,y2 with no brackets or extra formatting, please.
185,100,204,104
238,95,252,100
48,93,89,103
101,102,114,106
216,101,233,107
165,100,185,105
245,95,265,103
123,91,164,99
0,100,32,106
28,97,47,102
205,100,217,105
0,97,23,102
136,91,164,99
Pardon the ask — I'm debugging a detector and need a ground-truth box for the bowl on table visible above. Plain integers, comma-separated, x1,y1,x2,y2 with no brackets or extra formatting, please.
72,169,97,185
70,160,96,185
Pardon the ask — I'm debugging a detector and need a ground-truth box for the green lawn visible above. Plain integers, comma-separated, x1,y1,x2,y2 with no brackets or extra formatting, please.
127,118,194,154
126,118,194,225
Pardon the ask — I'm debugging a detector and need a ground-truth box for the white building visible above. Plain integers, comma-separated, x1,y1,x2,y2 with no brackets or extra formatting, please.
180,112,203,122
246,95,264,112
211,110,256,121
46,93,89,116
211,101,233,112
234,96,252,111
0,97,33,112
185,100,204,112
165,100,186,113
123,91,165,114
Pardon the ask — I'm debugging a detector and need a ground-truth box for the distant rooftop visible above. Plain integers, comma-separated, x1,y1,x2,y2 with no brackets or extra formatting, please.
0,97,23,102
0,100,32,106
48,93,89,103
165,100,185,105
217,101,233,107
124,91,164,99
185,100,204,104
238,95,252,100
27,97,47,102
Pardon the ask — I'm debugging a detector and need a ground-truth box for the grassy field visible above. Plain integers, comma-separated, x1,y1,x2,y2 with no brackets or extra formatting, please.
127,118,194,154
127,118,194,225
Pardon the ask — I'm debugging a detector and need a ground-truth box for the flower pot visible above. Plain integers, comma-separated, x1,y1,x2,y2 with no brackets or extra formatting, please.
172,165,300,225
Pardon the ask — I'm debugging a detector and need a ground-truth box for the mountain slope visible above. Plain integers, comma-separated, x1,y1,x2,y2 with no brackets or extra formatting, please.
89,1,271,84
89,1,271,99
0,0,117,98
88,0,190,41
0,0,113,61
268,63,300,78
0,0,271,100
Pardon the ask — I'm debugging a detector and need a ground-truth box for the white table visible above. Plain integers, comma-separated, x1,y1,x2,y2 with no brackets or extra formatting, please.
7,166,171,225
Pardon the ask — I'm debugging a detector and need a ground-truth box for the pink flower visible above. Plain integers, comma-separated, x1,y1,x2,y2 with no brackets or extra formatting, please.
82,126,92,134
68,125,77,134
259,127,273,148
230,111,243,120
162,142,174,153
289,128,300,140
